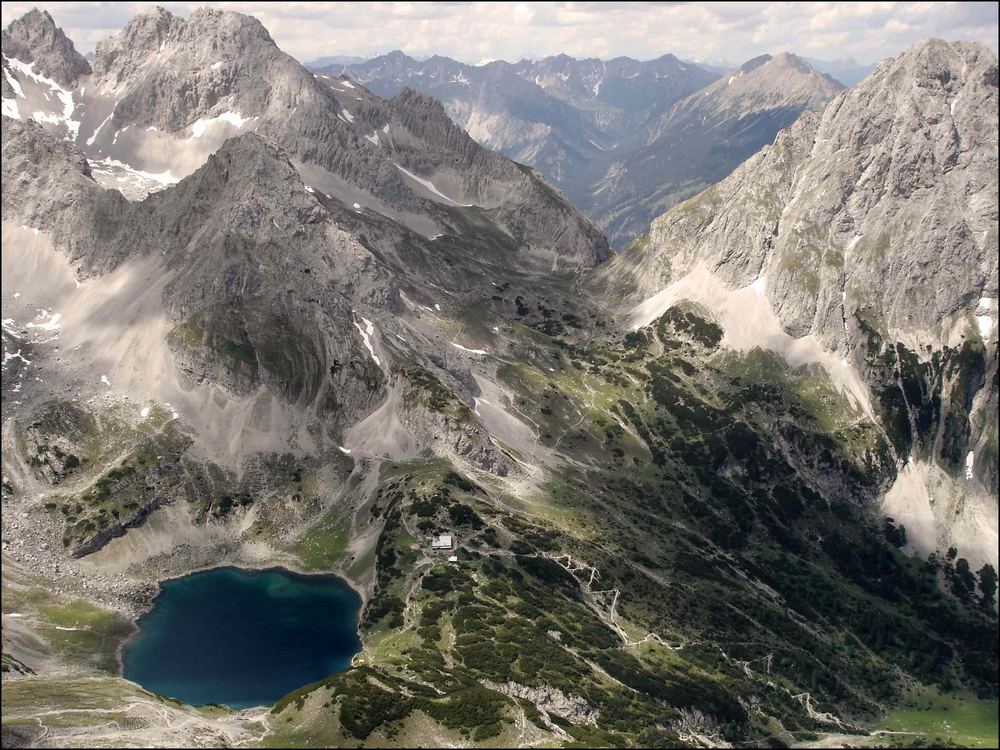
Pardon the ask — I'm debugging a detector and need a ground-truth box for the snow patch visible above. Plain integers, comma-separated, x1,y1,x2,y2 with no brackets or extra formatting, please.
86,112,114,146
90,157,180,187
353,316,381,367
965,451,975,480
974,297,997,339
3,65,24,97
4,55,79,137
2,349,31,368
451,342,487,355
26,310,61,332
189,111,250,138
394,163,471,206
975,315,994,339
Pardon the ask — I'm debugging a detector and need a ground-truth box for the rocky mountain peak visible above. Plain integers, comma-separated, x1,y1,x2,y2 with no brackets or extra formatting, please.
392,86,451,120
88,5,318,138
740,53,772,73
5,5,610,276
185,131,298,190
183,6,276,47
91,7,180,74
886,37,997,95
1,7,91,86
770,51,818,75
637,37,996,346
92,6,279,86
721,52,844,102
384,49,414,62
654,52,681,65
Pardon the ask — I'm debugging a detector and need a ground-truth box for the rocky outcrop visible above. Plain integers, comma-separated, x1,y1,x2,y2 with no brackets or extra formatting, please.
16,400,96,485
1,117,130,267
490,681,598,726
396,366,516,476
1,9,90,87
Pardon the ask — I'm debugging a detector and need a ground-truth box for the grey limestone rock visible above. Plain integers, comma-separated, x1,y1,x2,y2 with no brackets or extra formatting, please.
1,8,90,87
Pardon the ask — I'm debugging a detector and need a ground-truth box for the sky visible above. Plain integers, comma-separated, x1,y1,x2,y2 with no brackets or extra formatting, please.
2,2,997,67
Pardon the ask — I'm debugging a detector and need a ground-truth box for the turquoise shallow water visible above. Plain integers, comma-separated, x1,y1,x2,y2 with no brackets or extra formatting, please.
122,566,362,709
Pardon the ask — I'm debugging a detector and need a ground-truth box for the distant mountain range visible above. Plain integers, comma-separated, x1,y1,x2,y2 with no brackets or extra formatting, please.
805,56,878,85
306,54,368,68
317,50,846,246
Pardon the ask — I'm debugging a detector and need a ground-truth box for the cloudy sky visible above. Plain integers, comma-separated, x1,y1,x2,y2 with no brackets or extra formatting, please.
2,2,997,66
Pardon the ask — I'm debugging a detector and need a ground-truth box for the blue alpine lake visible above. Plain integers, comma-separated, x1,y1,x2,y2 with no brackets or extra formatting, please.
122,566,362,709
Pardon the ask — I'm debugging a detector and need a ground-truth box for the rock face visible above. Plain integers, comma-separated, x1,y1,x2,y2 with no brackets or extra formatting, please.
82,8,608,271
1,117,130,261
592,54,844,245
2,7,607,273
607,39,999,566
1,5,602,512
627,40,997,350
492,681,598,725
3,117,388,422
1,9,90,88
325,51,843,246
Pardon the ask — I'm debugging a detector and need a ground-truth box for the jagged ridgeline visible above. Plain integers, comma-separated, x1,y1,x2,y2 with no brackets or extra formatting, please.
1,7,998,750
323,50,845,248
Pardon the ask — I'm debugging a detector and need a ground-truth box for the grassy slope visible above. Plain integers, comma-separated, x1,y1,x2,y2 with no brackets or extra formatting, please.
263,299,996,746
875,688,998,748
3,289,995,748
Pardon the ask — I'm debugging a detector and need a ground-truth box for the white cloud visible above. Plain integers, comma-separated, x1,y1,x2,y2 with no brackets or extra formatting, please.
2,1,996,67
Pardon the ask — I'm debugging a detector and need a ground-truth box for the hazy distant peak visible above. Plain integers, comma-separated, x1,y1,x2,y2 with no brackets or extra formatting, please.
739,54,772,73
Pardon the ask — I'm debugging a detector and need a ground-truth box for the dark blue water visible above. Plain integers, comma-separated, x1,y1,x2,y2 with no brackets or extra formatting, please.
122,567,362,709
